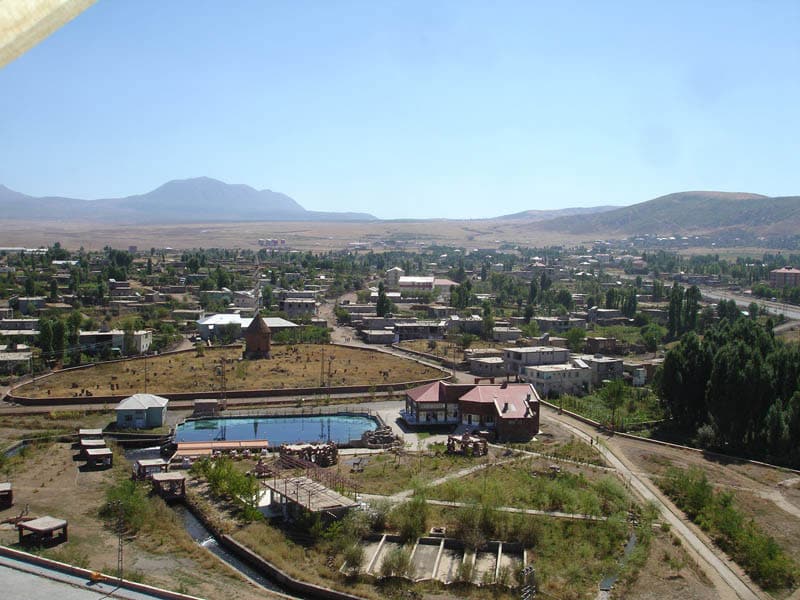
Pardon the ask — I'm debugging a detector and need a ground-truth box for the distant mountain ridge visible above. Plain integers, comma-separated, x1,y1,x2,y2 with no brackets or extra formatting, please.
533,191,800,236
0,177,376,223
494,206,619,221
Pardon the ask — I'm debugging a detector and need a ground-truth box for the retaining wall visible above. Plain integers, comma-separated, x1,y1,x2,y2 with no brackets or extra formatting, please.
0,545,204,600
183,497,368,600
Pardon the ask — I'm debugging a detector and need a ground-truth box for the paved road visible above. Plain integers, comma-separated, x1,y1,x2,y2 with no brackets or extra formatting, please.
700,287,800,321
540,406,765,600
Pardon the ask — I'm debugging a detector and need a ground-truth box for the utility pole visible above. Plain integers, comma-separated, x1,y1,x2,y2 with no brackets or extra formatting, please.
320,345,325,387
111,499,124,584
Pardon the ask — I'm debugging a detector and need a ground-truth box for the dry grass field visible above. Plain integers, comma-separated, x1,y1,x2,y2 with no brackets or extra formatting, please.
0,218,584,252
13,345,445,399
0,443,266,599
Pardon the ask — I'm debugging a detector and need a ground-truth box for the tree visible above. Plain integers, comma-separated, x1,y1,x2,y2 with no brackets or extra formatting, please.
565,328,586,352
621,287,638,318
555,289,573,311
52,319,67,361
528,278,539,305
640,322,665,353
600,378,627,431
682,285,701,333
38,319,54,356
376,282,391,317
667,284,684,338
49,279,59,300
748,302,760,320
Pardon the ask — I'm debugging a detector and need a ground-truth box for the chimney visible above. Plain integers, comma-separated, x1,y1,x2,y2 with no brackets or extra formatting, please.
502,402,509,413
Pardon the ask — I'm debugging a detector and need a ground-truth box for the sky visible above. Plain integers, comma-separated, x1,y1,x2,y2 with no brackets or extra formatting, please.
1,0,799,219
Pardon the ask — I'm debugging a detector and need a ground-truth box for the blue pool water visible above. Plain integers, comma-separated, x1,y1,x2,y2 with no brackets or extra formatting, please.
174,414,379,446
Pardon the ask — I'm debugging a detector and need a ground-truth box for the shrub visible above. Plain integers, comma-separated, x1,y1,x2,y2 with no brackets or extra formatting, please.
380,546,412,578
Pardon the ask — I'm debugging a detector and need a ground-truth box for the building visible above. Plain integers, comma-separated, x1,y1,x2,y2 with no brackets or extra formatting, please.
0,345,31,374
769,267,800,289
458,383,540,442
468,356,506,378
577,354,624,386
196,313,297,341
535,316,586,333
395,320,447,341
402,381,540,442
492,326,522,343
79,329,152,355
398,276,435,294
15,297,46,315
502,346,570,376
281,298,318,319
585,337,617,354
525,360,591,397
243,314,271,359
115,393,169,429
402,381,471,425
361,329,397,344
385,266,405,288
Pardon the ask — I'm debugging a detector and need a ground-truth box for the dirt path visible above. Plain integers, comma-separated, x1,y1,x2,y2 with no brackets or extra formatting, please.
542,408,764,600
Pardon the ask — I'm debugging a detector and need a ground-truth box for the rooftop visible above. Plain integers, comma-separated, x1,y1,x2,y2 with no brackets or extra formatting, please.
116,393,169,411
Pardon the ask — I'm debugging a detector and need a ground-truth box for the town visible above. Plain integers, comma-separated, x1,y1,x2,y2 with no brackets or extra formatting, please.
1,239,799,600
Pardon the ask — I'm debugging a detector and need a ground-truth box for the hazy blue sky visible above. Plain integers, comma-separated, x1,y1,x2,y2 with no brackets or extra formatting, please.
1,1,799,219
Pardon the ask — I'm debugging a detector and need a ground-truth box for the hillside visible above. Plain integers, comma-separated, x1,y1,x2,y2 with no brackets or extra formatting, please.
0,178,376,223
495,206,618,221
529,191,800,236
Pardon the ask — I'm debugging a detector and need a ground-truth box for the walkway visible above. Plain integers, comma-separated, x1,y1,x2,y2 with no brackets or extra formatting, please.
541,406,766,600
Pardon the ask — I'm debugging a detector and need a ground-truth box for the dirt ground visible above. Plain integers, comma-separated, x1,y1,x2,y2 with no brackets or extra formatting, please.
624,530,718,600
0,442,269,599
610,434,800,576
13,344,444,399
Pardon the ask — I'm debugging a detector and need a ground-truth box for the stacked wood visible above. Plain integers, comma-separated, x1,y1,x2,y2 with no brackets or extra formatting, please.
279,442,338,467
362,426,400,449
446,434,488,457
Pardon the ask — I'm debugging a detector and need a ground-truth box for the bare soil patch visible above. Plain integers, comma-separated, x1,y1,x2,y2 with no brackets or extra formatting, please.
14,344,444,399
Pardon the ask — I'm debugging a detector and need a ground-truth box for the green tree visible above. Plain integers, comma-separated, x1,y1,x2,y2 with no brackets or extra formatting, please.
640,322,665,353
668,284,684,338
682,285,701,333
376,282,391,317
600,378,627,431
565,327,586,352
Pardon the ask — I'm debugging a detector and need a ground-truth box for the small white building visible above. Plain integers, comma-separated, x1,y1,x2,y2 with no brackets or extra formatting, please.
115,394,169,429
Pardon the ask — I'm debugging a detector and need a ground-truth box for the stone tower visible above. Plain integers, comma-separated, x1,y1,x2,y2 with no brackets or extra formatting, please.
243,314,271,359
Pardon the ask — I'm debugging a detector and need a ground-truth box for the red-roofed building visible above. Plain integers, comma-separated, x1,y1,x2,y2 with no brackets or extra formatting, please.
403,381,472,425
459,383,540,442
402,381,540,441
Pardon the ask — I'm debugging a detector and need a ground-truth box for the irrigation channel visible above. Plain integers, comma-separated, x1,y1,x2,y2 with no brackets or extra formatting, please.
125,447,308,600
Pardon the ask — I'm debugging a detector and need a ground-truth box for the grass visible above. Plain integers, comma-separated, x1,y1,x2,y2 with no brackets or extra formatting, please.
13,344,444,399
512,436,607,467
587,325,644,346
430,459,630,518
557,388,665,429
657,466,798,591
342,449,486,495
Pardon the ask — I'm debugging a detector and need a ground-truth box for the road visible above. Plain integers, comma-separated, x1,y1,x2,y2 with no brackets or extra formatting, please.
700,287,800,321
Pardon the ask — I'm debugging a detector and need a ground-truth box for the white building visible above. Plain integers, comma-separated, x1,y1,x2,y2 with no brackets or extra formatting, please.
385,266,405,288
524,360,591,397
502,346,570,376
196,313,297,341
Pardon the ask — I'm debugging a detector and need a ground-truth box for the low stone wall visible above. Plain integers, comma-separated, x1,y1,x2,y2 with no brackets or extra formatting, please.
0,545,203,600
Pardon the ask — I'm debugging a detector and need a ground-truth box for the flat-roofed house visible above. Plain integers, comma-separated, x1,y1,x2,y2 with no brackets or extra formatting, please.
503,346,569,376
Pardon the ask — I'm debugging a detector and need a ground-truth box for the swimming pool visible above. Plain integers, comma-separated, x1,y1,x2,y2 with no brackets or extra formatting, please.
174,414,379,446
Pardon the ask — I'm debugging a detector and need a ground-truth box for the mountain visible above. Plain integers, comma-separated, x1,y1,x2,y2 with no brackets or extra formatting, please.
526,191,800,236
0,178,376,223
494,206,619,221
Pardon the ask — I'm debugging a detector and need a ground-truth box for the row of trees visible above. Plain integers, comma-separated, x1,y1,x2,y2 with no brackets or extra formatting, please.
656,313,800,465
